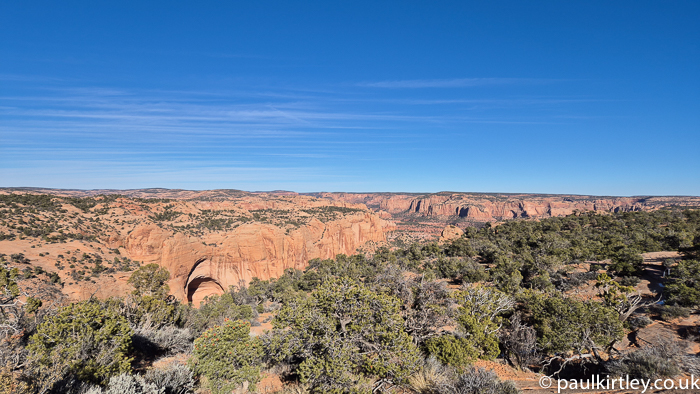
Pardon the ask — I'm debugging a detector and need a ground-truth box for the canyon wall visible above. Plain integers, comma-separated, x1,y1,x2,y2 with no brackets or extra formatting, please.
107,212,392,304
313,193,696,221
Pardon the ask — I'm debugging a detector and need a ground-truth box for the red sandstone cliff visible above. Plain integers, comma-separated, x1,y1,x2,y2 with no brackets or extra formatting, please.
312,193,693,221
107,211,392,305
0,190,396,304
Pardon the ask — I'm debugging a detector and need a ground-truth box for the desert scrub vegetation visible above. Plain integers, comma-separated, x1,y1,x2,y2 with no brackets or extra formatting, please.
525,291,625,355
27,301,133,387
423,285,515,367
167,205,366,235
603,338,700,380
189,320,263,394
407,359,520,394
664,259,700,307
148,204,182,222
300,206,363,222
143,362,196,394
165,209,249,235
0,193,121,215
1,208,699,393
79,362,196,394
0,193,62,213
266,277,421,393
128,264,171,298
439,367,519,394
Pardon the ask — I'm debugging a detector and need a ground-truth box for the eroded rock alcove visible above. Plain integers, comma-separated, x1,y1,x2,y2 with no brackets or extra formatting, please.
185,258,225,306
109,211,392,304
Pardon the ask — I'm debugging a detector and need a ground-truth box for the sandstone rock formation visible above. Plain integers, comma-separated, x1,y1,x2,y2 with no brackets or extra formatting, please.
311,192,700,243
439,225,464,243
0,189,395,304
107,212,391,304
312,192,698,221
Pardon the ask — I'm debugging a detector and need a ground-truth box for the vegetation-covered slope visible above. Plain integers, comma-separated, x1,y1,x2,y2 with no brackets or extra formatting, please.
2,205,700,393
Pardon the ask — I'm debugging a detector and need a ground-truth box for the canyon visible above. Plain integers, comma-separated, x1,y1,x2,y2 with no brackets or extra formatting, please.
2,188,698,304
0,189,393,304
312,192,700,242
110,212,389,305
313,192,700,219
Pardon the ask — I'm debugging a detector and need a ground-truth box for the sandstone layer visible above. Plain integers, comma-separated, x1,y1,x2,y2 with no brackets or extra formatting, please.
439,225,464,243
0,190,393,304
312,192,700,221
107,212,390,304
310,192,700,243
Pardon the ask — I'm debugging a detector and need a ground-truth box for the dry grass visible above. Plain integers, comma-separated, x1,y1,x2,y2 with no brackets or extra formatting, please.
407,357,452,394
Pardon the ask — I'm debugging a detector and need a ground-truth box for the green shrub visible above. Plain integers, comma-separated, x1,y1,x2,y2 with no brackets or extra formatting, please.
21,267,34,279
128,264,170,299
665,260,700,307
618,276,641,287
608,250,644,277
452,285,514,360
444,237,476,258
425,335,476,367
656,304,691,321
186,293,254,337
132,295,180,329
28,301,133,386
370,266,452,346
489,257,523,294
527,293,625,355
189,320,263,394
627,315,653,330
25,297,42,315
0,265,20,301
527,271,555,291
0,364,31,394
461,262,489,283
268,277,420,393
433,258,487,282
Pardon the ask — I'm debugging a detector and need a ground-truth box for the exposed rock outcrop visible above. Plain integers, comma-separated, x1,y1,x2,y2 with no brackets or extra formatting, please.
313,193,693,221
108,212,392,303
439,225,464,243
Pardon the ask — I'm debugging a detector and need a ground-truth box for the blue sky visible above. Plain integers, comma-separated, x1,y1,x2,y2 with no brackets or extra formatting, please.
1,1,698,195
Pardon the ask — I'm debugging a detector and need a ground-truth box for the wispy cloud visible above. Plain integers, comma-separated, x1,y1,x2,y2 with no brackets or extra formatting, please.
0,75,601,189
357,77,546,88
0,86,455,136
